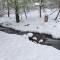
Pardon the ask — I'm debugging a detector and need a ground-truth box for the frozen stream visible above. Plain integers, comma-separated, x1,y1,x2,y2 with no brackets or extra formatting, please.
0,25,60,50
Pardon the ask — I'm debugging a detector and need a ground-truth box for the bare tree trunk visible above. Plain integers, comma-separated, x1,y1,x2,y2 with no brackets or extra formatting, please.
7,5,9,17
55,1,60,20
39,5,42,17
39,0,42,18
7,0,10,17
55,10,60,20
16,12,20,23
24,9,27,19
15,0,20,23
49,9,57,16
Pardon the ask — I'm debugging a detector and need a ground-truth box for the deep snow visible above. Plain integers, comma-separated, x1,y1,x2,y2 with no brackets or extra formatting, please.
0,31,60,60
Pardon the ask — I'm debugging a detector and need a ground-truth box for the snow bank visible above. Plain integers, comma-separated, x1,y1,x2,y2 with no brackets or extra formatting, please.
0,31,60,60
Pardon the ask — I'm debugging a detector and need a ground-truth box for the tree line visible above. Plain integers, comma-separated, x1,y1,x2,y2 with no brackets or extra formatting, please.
0,0,60,23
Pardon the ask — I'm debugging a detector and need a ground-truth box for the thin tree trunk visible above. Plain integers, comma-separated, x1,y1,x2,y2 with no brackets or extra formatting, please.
7,0,10,17
55,10,60,20
39,0,42,18
24,9,27,19
8,5,9,17
15,0,20,23
39,5,42,17
49,9,57,16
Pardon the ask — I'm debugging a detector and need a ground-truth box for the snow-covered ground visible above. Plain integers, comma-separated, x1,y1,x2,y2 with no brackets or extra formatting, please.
0,31,60,60
0,9,60,38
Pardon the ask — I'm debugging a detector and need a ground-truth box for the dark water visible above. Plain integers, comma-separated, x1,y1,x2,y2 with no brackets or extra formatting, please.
43,39,60,50
0,25,60,50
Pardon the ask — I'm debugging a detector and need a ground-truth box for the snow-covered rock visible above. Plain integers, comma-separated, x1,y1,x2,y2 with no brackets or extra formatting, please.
27,33,33,37
32,37,37,40
39,39,44,43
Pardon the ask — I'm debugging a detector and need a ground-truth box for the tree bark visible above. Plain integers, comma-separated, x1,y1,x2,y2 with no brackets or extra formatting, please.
55,10,60,20
39,5,42,17
24,8,27,19
8,5,9,17
15,9,20,23
7,0,10,17
15,0,20,23
39,0,42,18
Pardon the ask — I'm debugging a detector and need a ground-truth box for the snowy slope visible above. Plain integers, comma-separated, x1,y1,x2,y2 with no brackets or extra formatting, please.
0,9,60,38
0,31,60,60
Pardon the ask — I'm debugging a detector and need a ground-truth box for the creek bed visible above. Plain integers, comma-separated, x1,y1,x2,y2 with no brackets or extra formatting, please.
0,25,60,50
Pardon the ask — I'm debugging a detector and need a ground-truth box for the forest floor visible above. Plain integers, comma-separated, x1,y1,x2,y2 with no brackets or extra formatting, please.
0,9,60,60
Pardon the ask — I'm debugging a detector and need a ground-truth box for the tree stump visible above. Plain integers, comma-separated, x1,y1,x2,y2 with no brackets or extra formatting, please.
44,15,48,22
